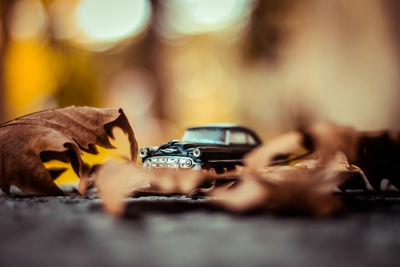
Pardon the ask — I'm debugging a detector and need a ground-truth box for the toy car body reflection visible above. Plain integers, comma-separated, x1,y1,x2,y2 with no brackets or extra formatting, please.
139,124,262,173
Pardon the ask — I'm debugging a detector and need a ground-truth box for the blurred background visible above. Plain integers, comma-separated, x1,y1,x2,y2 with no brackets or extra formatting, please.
1,0,400,148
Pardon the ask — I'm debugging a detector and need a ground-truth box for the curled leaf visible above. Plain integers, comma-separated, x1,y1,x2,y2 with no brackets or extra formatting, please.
0,106,137,195
213,144,362,216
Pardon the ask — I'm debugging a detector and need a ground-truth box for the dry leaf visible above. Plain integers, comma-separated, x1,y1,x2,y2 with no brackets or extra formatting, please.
146,168,208,195
213,141,363,215
247,122,400,192
210,121,400,215
303,122,358,163
211,178,268,212
0,106,137,195
92,162,212,216
244,131,305,170
94,161,150,216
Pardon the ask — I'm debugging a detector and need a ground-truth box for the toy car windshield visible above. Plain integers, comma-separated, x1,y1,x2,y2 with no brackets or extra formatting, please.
181,128,225,144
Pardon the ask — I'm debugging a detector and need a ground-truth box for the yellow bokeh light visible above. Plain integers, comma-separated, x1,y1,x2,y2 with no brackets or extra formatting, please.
77,0,151,43
5,40,61,117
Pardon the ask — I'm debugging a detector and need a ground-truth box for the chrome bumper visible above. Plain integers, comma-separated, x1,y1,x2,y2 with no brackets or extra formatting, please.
143,156,202,170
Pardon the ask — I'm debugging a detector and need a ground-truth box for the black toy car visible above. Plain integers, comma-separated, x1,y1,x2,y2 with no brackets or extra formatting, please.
139,124,262,173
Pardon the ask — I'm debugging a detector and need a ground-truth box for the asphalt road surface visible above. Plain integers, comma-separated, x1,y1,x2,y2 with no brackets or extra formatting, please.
0,193,400,267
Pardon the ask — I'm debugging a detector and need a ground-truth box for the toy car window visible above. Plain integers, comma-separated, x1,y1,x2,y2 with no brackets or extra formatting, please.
230,131,247,144
247,134,256,145
181,128,225,144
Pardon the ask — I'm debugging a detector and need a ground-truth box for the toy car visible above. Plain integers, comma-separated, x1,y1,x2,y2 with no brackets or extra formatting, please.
139,124,262,173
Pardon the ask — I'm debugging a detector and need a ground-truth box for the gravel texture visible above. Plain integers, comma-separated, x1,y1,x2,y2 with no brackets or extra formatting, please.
0,194,400,267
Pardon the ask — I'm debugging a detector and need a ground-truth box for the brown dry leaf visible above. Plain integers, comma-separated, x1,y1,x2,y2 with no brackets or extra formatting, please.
303,122,359,163
141,167,242,197
94,161,150,216
0,106,137,195
247,121,400,192
214,119,394,215
243,122,357,169
213,141,362,215
255,152,358,215
211,178,268,212
244,131,305,170
93,162,211,216
139,168,208,195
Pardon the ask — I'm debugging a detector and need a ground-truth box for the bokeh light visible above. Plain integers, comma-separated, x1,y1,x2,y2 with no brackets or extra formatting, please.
164,0,252,35
49,0,80,40
9,0,47,40
5,41,61,117
77,0,151,48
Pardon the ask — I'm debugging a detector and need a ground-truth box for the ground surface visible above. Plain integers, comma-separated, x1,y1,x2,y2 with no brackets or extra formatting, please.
1,193,400,267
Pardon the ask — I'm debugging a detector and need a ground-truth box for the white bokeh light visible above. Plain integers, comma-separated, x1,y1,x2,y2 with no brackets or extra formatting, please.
166,0,252,35
77,0,151,42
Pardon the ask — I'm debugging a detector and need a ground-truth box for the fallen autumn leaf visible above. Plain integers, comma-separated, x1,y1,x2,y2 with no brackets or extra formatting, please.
0,106,137,195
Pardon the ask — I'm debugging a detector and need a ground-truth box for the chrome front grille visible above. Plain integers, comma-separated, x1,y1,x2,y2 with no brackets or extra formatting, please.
143,156,197,169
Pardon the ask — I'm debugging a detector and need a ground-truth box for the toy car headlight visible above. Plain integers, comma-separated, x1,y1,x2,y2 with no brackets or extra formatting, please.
192,148,202,157
144,159,151,167
179,158,193,168
139,148,148,158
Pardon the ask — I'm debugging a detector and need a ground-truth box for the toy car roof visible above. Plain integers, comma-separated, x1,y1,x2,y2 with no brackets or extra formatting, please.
187,123,252,131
